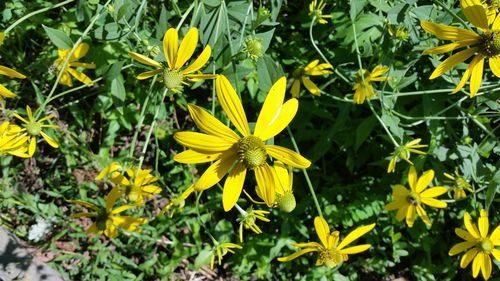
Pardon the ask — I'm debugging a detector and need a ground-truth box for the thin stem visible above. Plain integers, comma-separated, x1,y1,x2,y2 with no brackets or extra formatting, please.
137,88,169,170
286,127,323,217
309,17,350,84
176,2,195,30
4,0,75,34
432,0,470,29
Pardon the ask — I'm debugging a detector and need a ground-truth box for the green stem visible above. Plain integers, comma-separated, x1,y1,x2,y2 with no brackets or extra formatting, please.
4,0,75,34
432,0,470,29
309,17,350,84
286,127,323,217
176,2,195,30
137,88,169,170
35,0,112,120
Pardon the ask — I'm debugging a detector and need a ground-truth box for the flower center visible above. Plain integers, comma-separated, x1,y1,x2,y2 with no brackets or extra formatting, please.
480,31,500,57
26,121,42,136
277,191,296,213
406,192,420,206
243,37,263,61
478,238,493,253
96,210,109,231
319,249,346,268
237,135,267,169
163,68,184,89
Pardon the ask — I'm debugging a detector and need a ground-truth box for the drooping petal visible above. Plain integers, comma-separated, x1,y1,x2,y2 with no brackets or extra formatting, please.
67,68,93,85
254,163,276,207
302,77,321,96
69,62,96,69
274,161,290,194
420,21,480,40
193,152,237,191
449,241,476,255
337,223,376,250
339,244,371,254
174,149,222,164
254,77,287,138
187,104,239,142
488,56,500,78
451,60,473,94
416,205,431,225
472,251,483,278
290,79,301,98
406,205,416,227
40,131,59,148
277,247,318,262
415,169,434,193
481,253,492,280
266,145,311,168
222,163,247,211
28,136,36,156
0,65,26,79
428,48,477,79
182,45,211,74
163,28,178,69
174,132,236,152
136,69,162,80
460,0,489,30
215,75,250,136
469,54,484,97
128,52,162,68
105,187,122,211
0,84,17,98
113,216,147,233
175,27,199,69
461,248,479,268
314,216,330,248
478,209,489,238
59,72,73,87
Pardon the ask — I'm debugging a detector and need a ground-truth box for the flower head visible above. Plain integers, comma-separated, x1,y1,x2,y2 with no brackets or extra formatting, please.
385,167,447,227
444,171,474,200
95,162,162,204
278,216,375,268
173,75,311,211
13,106,59,156
309,0,332,24
483,0,500,24
159,185,195,217
449,209,500,280
53,43,95,87
210,242,242,270
0,121,30,158
421,0,500,97
387,138,428,173
70,187,147,238
128,27,215,92
290,60,333,98
242,36,263,61
238,207,270,242
352,65,389,104
256,161,296,212
0,64,26,100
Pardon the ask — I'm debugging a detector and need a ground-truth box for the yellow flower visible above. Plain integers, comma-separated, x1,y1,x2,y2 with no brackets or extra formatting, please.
173,75,311,211
159,185,195,217
483,0,500,24
238,208,270,242
0,64,26,100
0,121,30,158
13,106,59,156
388,24,409,41
53,43,95,87
210,242,242,270
421,0,500,97
385,166,447,227
444,171,474,200
449,209,500,280
95,162,162,204
352,65,389,104
70,187,147,239
309,0,332,24
278,216,376,268
128,27,215,92
387,138,428,173
290,60,333,98
256,161,296,212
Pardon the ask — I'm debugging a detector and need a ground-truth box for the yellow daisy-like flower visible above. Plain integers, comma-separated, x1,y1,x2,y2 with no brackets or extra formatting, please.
385,166,448,227
0,64,26,100
444,171,474,200
0,121,30,158
387,138,428,173
421,0,500,97
483,0,500,25
352,65,389,104
159,185,195,217
238,208,270,242
173,75,311,211
278,216,376,268
70,187,148,239
13,106,59,156
290,60,333,98
95,162,162,205
210,242,242,270
309,0,332,24
53,43,95,87
128,27,215,92
449,209,500,280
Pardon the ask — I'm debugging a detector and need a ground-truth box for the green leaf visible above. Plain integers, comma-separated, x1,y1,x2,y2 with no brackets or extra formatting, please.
355,116,377,151
43,25,73,49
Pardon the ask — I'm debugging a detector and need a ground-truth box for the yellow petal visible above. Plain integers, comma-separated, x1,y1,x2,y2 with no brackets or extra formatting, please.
0,65,26,79
111,205,136,215
478,209,489,238
464,212,481,239
0,84,17,98
105,187,122,210
480,252,492,280
304,60,319,71
137,69,162,80
95,162,122,180
274,161,291,194
420,197,447,208
420,21,480,40
415,169,434,193
384,199,406,211
256,99,298,141
406,205,416,227
337,223,375,250
128,51,162,68
488,56,500,77
254,163,276,207
68,199,99,211
290,79,300,98
314,216,330,248
266,145,311,168
452,61,472,94
423,39,478,55
59,72,73,87
194,152,237,191
28,136,36,156
72,43,90,60
460,0,489,30
392,185,409,199
163,28,178,69
174,132,236,152
187,104,240,142
40,131,59,148
493,13,500,29
113,216,147,232
67,68,93,85
70,62,96,69
455,228,477,242
277,247,318,262
254,77,287,138
416,205,431,225
469,54,484,97
472,251,483,278
420,186,447,198
490,224,500,244
175,27,198,69
461,248,479,268
174,149,222,164
182,45,211,74
428,48,476,80
491,248,500,261
339,244,371,254
216,75,250,136
396,204,409,221
449,241,476,256
408,166,417,192
222,163,247,211
302,77,320,96
370,65,389,78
